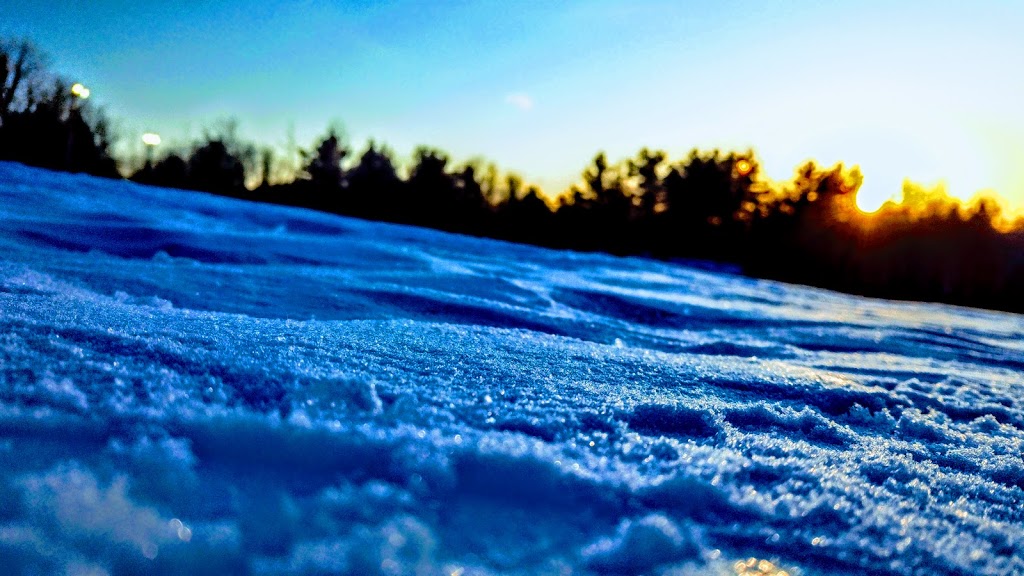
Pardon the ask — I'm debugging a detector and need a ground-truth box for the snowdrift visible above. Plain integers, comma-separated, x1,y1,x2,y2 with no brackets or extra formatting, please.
1,162,1022,575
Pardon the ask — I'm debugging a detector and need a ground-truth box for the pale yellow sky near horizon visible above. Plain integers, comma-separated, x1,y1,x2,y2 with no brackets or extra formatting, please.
8,1,1022,211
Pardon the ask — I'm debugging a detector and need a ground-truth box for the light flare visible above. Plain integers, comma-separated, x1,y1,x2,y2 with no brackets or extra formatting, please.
735,159,753,176
70,83,90,99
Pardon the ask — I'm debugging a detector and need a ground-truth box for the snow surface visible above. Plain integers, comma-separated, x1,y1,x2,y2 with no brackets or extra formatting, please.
1,161,1023,575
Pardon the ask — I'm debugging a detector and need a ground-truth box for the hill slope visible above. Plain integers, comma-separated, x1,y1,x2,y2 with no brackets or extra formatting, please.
1,162,1022,575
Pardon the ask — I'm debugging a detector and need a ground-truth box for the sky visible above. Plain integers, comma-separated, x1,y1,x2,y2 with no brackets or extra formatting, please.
3,1,1024,210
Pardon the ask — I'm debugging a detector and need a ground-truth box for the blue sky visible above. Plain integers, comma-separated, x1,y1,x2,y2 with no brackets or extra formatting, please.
3,1,1023,208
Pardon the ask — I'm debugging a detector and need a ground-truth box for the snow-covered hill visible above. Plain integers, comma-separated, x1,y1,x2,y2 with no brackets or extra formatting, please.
1,161,1022,575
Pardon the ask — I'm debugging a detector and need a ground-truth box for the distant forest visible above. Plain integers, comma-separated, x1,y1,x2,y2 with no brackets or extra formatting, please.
3,38,1024,314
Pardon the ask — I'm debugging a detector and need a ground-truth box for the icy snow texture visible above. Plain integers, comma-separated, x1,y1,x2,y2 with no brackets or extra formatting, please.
0,161,1023,575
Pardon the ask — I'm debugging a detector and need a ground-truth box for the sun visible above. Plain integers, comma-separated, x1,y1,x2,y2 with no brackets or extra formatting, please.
854,176,898,213
855,190,885,213
849,131,999,215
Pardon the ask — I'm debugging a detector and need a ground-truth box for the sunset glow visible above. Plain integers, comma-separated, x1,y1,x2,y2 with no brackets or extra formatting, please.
3,1,1022,207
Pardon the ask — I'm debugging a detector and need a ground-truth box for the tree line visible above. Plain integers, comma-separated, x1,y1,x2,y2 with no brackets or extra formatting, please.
0,39,119,177
3,37,1023,313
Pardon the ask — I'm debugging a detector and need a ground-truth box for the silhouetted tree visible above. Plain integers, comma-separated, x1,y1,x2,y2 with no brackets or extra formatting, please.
498,179,552,244
628,148,668,215
454,163,484,207
187,140,246,195
0,38,119,177
294,129,350,212
0,39,44,125
656,150,760,259
451,162,489,232
257,147,274,190
163,120,257,196
553,153,633,252
346,141,401,219
406,146,466,227
144,153,189,190
477,163,505,206
303,130,347,191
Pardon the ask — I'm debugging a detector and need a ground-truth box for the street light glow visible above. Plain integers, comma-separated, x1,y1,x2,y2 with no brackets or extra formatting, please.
70,83,90,99
142,133,162,146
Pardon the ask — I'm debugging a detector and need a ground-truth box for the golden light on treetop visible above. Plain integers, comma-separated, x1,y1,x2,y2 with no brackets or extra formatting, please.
735,159,753,177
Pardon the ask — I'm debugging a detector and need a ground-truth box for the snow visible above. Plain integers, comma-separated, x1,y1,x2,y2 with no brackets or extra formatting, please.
0,161,1022,575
